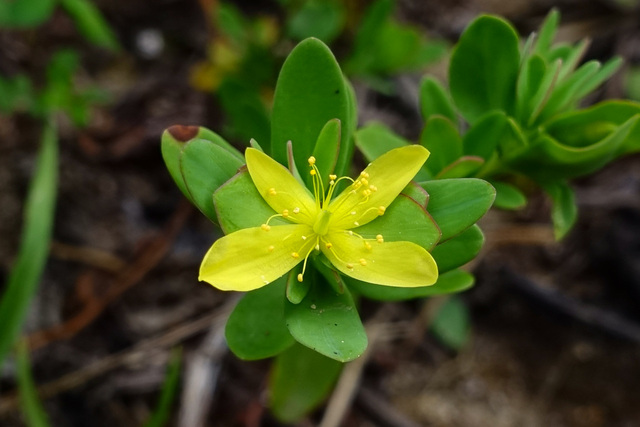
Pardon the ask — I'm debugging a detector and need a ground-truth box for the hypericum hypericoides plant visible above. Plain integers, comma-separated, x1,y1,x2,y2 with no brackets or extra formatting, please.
357,10,640,240
162,38,494,422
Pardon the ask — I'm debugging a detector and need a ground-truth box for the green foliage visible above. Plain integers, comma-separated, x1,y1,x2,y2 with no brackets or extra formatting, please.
16,343,51,427
271,38,355,177
60,0,120,51
0,0,56,28
286,0,346,43
430,297,471,351
363,10,640,239
346,0,447,79
269,343,342,423
0,121,58,368
143,348,182,427
225,279,295,360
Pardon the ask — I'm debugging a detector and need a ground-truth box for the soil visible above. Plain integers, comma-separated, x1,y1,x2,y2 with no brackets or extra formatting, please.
2,0,640,426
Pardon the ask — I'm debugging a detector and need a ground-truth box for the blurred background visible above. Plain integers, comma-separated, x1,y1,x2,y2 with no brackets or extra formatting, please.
2,0,640,426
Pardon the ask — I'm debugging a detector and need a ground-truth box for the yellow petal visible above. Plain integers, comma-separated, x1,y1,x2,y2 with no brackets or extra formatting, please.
328,145,429,230
199,224,315,291
321,231,438,287
245,148,318,223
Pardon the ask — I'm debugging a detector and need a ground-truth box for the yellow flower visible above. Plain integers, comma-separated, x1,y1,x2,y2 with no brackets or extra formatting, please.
199,145,438,291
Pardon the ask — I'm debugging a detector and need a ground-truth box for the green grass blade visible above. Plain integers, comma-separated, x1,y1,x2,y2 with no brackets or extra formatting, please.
0,120,58,367
16,342,51,427
143,348,182,427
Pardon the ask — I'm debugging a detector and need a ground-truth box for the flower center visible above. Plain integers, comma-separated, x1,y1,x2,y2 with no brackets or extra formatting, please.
312,209,332,236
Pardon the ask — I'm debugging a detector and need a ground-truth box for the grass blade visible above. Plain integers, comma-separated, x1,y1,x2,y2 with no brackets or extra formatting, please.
0,119,58,367
16,342,51,427
143,347,182,427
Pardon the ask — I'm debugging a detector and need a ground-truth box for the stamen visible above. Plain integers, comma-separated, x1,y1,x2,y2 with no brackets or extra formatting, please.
369,185,378,192
346,263,354,269
261,224,271,231
301,235,307,240
268,245,275,252
378,206,386,215
308,156,316,165
329,174,337,180
364,242,372,250
268,188,277,196
361,178,369,186
291,252,299,259
354,221,359,226
298,236,319,283
359,258,367,266
376,234,384,243
293,207,300,214
282,209,289,217
326,242,333,249
310,169,316,176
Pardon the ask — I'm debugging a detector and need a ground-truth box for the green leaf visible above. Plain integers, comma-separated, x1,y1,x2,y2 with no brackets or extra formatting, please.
435,156,484,179
271,38,354,179
60,0,120,51
419,76,457,124
354,194,441,251
527,59,562,126
269,342,342,423
420,116,463,176
284,279,367,362
449,15,520,123
462,111,508,160
538,60,601,121
516,54,547,123
180,140,244,223
421,179,495,241
544,100,640,149
431,225,484,273
143,348,182,427
0,121,58,368
217,78,271,147
16,342,50,427
533,9,560,57
556,39,590,82
226,278,295,360
312,119,341,183
0,0,55,28
161,126,244,223
286,267,311,304
347,269,474,301
491,181,527,210
430,296,471,351
287,0,345,44
512,113,640,179
213,170,288,233
541,180,577,240
355,123,431,181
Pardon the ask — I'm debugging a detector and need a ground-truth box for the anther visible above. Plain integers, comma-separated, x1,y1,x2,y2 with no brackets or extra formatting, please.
376,234,384,243
329,174,337,180
282,209,289,217
268,188,277,196
297,273,303,282
378,206,386,215
369,185,378,192
361,178,369,186
291,252,299,259
268,245,275,252
360,171,369,178
354,221,360,226
359,258,367,266
326,242,333,249
346,263,354,269
310,169,316,176
308,156,316,165
261,224,271,231
293,207,300,214
362,189,371,197
364,242,372,250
